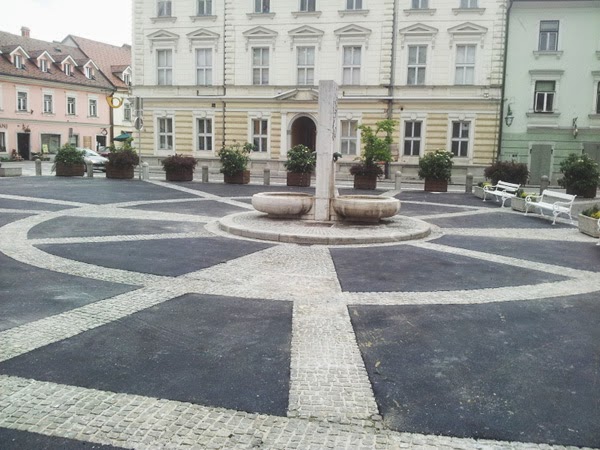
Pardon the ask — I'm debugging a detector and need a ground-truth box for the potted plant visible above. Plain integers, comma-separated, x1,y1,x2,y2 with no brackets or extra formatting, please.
350,119,396,190
558,153,599,198
473,181,491,199
578,205,600,237
511,188,537,212
161,154,198,181
418,150,454,192
52,144,85,177
106,138,139,179
218,142,253,184
285,144,316,187
483,160,529,186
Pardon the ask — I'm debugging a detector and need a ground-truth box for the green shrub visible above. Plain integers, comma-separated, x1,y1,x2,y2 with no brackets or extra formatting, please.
483,160,529,185
107,138,139,168
161,154,198,171
418,150,454,181
218,142,253,176
558,153,600,196
284,144,316,173
53,144,84,165
350,119,396,177
582,205,600,219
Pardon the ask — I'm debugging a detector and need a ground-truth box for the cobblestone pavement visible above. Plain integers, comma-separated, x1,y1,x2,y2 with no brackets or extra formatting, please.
0,177,598,449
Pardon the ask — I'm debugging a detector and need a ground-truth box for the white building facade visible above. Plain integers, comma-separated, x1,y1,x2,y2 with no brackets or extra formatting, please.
133,0,507,179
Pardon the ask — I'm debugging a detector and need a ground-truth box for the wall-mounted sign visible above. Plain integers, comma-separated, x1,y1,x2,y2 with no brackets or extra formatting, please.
0,124,8,129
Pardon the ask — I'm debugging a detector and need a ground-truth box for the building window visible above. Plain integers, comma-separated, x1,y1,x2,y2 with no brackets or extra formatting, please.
460,0,477,7
342,46,361,85
252,118,268,152
412,0,428,9
340,119,358,155
451,121,470,157
40,59,48,72
89,99,98,117
596,82,600,114
69,134,79,147
17,92,28,112
197,118,213,151
255,0,270,13
252,47,269,85
455,44,475,85
407,45,426,85
0,132,6,152
124,102,132,121
123,72,131,86
346,0,363,9
196,49,213,86
534,81,555,113
85,67,94,79
197,0,212,15
297,46,315,85
14,54,23,69
157,49,173,85
158,0,172,16
43,94,53,114
300,0,316,12
158,117,173,150
41,134,61,153
67,96,76,115
64,64,72,76
539,21,559,51
403,121,422,156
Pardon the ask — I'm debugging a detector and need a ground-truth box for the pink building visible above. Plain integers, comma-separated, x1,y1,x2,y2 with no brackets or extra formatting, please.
0,27,114,160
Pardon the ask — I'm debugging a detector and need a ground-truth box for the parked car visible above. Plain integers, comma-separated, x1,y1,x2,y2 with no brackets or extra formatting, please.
80,148,108,172
97,146,110,158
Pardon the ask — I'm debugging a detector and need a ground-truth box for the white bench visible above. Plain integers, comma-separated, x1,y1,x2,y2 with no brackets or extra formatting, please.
597,218,600,246
483,181,521,207
524,190,576,225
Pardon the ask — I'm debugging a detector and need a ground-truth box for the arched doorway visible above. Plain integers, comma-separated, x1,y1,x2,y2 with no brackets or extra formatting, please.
290,116,316,151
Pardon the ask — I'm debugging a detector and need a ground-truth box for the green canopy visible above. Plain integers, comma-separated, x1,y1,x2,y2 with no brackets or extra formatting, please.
114,132,132,142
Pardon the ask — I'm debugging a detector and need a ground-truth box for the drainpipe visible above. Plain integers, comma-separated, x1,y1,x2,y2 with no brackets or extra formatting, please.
221,1,227,149
497,0,514,161
385,0,399,178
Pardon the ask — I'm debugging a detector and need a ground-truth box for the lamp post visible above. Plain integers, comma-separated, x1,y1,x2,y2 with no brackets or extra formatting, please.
504,105,514,127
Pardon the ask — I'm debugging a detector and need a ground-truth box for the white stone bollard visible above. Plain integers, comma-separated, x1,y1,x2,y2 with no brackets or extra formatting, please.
142,162,150,180
86,161,94,177
395,171,402,190
264,167,271,185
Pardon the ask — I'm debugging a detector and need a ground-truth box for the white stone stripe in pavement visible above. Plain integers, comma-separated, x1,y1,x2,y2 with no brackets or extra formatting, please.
446,227,596,242
147,180,255,210
0,193,90,207
0,375,578,450
29,231,214,245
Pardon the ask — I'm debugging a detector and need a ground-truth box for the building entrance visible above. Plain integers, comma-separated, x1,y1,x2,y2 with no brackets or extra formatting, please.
290,116,316,151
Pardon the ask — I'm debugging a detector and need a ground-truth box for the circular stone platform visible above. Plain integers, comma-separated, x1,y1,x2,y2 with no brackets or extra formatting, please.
218,211,432,245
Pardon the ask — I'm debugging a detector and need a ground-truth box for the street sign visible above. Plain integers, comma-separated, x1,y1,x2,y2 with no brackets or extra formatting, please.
134,117,144,131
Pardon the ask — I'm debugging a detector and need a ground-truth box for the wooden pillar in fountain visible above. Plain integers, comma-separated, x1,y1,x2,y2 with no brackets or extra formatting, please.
315,80,339,221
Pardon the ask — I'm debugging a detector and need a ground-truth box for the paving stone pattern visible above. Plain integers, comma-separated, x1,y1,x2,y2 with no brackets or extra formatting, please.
0,178,599,449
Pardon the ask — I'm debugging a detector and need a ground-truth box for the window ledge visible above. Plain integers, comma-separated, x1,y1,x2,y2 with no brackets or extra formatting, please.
42,112,55,116
338,9,369,17
150,16,177,23
292,11,322,18
246,12,275,19
403,8,436,15
596,51,600,59
526,112,560,118
16,110,30,114
452,7,485,15
588,113,600,120
533,50,563,59
190,15,217,22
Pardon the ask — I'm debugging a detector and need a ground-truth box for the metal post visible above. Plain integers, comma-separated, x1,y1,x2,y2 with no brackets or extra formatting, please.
202,165,209,183
540,175,549,194
142,162,149,181
465,173,473,193
35,159,42,176
86,161,94,177
263,167,271,186
395,171,402,190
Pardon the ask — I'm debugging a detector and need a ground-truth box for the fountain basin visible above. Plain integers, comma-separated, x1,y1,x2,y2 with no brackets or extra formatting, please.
332,195,400,223
252,192,314,218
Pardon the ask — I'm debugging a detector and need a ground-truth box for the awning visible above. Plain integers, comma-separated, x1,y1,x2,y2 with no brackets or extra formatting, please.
113,132,132,142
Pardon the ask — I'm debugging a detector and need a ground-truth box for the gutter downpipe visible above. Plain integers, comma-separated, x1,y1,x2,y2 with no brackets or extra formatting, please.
222,1,227,149
497,0,513,161
386,0,399,178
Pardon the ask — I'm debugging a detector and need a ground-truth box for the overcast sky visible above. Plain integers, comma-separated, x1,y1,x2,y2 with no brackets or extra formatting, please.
0,0,132,47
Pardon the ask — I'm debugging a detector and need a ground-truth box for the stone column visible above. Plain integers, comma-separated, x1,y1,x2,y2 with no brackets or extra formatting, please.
314,81,339,222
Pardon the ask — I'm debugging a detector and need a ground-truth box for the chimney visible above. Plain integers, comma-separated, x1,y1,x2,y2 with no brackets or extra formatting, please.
21,27,30,38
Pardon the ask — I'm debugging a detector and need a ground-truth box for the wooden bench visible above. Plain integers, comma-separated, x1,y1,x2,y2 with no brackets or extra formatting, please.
524,190,576,225
483,181,521,207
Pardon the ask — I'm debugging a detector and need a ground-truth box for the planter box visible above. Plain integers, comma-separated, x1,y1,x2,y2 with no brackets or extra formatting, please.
424,178,448,192
0,167,22,177
106,165,135,179
55,163,84,177
473,186,485,199
578,213,600,238
353,174,377,190
224,170,250,184
166,167,194,182
287,172,312,187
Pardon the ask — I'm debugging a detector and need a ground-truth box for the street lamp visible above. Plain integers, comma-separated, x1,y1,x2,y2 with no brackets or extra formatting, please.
504,105,514,127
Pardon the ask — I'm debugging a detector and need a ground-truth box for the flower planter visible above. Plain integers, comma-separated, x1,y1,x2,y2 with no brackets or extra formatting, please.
55,162,84,177
353,174,378,190
166,167,194,182
224,170,250,184
473,186,485,199
287,172,312,187
424,178,448,192
566,185,597,199
106,165,135,179
578,213,600,238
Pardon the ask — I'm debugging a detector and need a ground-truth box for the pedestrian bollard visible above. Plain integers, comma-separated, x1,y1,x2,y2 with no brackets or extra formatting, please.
142,162,150,181
465,173,473,193
540,175,549,194
86,161,94,177
202,165,209,183
264,167,271,186
35,159,42,176
395,171,402,190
